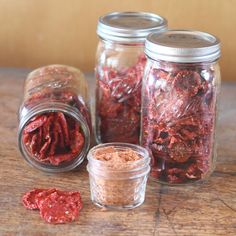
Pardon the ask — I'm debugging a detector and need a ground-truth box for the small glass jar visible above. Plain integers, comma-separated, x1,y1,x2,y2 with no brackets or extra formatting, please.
18,65,91,172
141,30,221,184
95,12,167,144
87,143,150,209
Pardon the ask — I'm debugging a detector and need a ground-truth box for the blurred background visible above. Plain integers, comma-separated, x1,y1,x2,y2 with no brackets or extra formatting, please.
0,0,235,80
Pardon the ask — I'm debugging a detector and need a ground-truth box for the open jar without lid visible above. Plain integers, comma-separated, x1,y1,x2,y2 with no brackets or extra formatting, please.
95,12,167,144
18,65,91,172
87,143,150,209
141,30,221,184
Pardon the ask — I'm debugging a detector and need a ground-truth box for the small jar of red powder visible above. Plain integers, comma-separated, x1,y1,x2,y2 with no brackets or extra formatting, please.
95,12,167,144
18,65,91,172
141,30,221,184
87,143,150,209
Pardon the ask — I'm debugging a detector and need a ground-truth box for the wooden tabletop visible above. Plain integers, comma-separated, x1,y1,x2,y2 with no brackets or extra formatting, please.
0,68,235,236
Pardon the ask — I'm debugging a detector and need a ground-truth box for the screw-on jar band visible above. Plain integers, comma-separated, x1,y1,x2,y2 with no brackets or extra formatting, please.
97,12,167,43
145,30,221,63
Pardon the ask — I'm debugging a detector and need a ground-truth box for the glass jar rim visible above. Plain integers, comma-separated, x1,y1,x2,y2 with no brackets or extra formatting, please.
18,101,90,172
88,142,150,164
87,142,150,176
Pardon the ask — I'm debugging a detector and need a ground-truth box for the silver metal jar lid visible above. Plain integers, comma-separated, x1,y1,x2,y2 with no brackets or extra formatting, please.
97,12,167,43
145,30,221,63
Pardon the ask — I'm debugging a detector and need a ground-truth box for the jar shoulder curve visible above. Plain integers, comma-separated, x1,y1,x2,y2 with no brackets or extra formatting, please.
96,38,145,69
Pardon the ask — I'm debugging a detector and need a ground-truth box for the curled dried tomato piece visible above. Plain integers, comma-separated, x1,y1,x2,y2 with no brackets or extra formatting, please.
70,123,85,154
57,112,70,146
49,126,59,156
45,153,75,166
185,163,202,179
24,115,47,133
22,110,85,166
29,134,38,155
167,168,186,184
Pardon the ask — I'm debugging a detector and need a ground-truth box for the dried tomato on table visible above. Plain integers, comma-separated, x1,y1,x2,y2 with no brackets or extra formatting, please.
22,188,83,224
96,54,146,144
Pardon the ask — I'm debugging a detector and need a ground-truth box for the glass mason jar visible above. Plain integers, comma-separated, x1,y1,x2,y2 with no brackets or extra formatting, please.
18,65,91,172
87,143,150,209
95,12,167,144
141,30,221,184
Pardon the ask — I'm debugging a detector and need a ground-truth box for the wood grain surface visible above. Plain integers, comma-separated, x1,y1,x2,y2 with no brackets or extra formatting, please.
0,68,235,236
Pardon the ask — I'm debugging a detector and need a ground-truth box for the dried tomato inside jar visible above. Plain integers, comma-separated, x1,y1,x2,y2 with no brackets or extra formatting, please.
18,65,91,172
95,12,167,144
141,30,221,184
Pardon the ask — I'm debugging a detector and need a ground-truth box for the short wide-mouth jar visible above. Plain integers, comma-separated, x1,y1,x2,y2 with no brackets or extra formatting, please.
87,143,150,209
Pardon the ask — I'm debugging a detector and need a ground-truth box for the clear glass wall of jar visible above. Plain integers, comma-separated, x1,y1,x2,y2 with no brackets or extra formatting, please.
95,12,167,144
18,65,91,172
141,30,221,184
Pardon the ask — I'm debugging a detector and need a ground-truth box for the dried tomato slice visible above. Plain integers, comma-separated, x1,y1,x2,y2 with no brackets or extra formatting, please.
55,190,83,211
46,153,75,166
22,188,46,210
57,112,70,146
166,168,186,184
185,163,202,179
173,70,202,97
48,126,59,156
39,136,51,159
39,191,80,224
35,188,57,208
22,188,83,224
24,115,47,133
29,134,38,155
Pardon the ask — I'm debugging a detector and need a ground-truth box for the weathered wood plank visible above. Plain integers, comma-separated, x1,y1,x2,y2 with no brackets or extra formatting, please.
0,69,235,236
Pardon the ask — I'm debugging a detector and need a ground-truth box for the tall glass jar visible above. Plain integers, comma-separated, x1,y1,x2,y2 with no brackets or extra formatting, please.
18,65,91,172
95,12,167,144
141,30,221,184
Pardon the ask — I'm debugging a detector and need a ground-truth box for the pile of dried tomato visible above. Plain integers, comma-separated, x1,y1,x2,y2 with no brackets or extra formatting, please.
21,66,91,166
96,54,146,143
22,188,82,224
141,64,216,183
23,110,85,165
